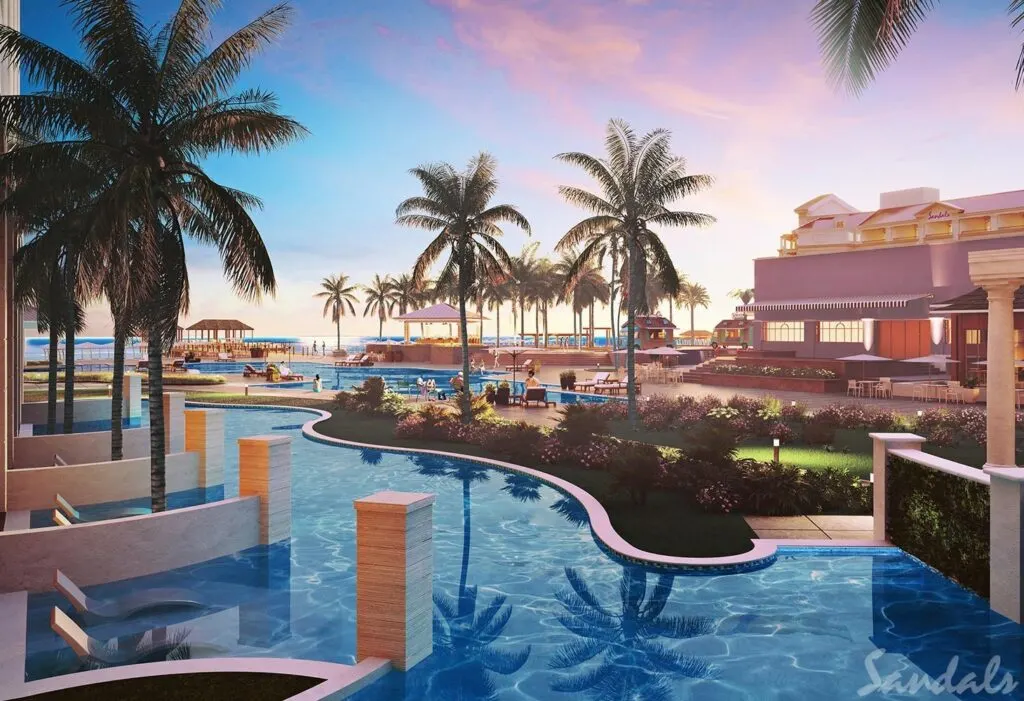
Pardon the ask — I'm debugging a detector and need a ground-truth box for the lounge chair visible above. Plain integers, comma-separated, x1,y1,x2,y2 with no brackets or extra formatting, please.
51,608,225,666
574,372,609,391
217,352,233,361
335,353,364,367
242,364,261,378
54,494,150,525
521,387,555,408
595,380,641,396
163,360,188,374
279,366,304,381
505,358,533,372
54,569,204,621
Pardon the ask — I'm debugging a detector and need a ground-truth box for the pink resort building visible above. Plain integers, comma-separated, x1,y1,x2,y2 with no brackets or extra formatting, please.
741,187,1024,379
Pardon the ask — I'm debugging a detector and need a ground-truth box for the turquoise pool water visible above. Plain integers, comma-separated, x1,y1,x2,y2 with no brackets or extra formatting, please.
23,406,1024,699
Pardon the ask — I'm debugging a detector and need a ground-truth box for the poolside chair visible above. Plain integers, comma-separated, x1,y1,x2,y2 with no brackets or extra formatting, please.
279,366,304,381
574,372,610,391
54,569,204,621
337,353,364,367
506,358,533,372
360,355,375,367
846,380,860,397
217,352,233,361
521,387,555,408
54,494,151,525
242,364,261,378
51,608,225,666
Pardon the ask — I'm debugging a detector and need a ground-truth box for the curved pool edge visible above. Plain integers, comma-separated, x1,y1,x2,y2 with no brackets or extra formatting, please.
7,655,391,701
185,400,780,574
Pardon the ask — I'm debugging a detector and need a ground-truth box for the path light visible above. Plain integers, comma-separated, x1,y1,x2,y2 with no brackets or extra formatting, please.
917,410,923,417
773,438,780,463
791,401,797,407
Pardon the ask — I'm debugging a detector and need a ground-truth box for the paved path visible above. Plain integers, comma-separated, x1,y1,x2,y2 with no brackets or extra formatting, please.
745,515,874,540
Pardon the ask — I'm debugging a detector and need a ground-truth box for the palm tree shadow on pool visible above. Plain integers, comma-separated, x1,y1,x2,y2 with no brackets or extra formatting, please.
499,473,589,529
359,448,384,466
548,566,715,701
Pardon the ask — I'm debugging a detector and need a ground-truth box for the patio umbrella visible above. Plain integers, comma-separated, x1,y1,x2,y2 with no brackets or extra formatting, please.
490,346,534,393
901,354,958,382
837,353,892,380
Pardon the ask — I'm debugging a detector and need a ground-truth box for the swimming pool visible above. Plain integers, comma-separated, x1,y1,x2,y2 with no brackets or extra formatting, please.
23,406,1024,699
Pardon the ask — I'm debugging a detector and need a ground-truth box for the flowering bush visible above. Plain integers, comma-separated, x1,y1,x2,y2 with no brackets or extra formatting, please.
572,438,616,470
597,401,628,421
708,364,839,379
557,404,610,446
476,421,546,464
694,481,741,513
638,395,683,431
336,376,408,416
780,401,809,423
769,422,795,443
394,413,426,439
910,408,986,447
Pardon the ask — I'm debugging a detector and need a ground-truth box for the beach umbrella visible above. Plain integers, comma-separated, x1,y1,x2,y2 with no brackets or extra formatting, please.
837,353,891,380
491,346,534,392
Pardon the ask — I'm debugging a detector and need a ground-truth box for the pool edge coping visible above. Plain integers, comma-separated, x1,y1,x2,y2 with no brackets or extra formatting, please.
184,400,779,573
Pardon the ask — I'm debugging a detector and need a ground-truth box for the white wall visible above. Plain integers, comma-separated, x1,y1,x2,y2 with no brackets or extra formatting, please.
13,426,150,468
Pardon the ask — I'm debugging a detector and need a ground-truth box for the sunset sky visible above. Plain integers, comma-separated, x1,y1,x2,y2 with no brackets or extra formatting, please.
24,0,1024,339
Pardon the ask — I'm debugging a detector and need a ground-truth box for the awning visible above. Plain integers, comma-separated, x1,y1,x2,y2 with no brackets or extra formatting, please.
737,294,929,313
931,286,1024,313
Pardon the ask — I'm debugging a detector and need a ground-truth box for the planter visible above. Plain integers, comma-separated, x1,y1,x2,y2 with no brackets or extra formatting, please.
496,387,510,406
567,383,576,391
684,371,846,394
559,379,569,390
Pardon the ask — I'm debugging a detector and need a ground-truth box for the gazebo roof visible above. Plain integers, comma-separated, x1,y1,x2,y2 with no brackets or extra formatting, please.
395,303,485,322
186,318,254,331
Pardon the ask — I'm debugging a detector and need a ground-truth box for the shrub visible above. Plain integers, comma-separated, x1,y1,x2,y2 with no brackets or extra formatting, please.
780,401,809,423
597,401,628,421
768,422,794,443
681,411,740,464
694,481,741,513
638,395,680,431
476,421,546,464
804,467,869,514
556,404,609,446
395,413,427,439
609,442,665,506
801,417,836,446
708,364,839,379
733,460,816,516
459,393,495,423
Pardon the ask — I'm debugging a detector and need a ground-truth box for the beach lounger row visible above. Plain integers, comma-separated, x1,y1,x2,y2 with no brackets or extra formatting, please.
335,353,374,367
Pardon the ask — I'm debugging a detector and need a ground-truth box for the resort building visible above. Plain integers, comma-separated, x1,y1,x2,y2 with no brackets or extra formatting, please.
623,314,676,350
741,187,1024,360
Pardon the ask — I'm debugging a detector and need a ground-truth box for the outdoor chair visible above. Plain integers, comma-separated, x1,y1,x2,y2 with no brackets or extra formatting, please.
945,381,965,404
54,494,150,526
54,570,204,622
846,380,860,397
506,358,533,372
242,364,261,378
574,372,609,391
871,378,892,399
279,366,304,381
521,387,555,408
51,608,225,666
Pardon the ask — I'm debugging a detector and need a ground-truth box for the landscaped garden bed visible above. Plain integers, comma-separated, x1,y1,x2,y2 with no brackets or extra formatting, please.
684,370,847,393
25,371,226,386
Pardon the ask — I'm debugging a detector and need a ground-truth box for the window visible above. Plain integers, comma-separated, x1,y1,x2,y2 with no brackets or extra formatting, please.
818,321,864,344
966,329,983,346
763,322,804,343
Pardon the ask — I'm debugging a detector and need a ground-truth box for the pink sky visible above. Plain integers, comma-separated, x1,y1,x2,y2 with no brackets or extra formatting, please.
72,0,1024,339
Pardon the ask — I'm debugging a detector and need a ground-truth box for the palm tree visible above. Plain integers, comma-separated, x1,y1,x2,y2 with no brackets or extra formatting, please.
508,243,540,341
549,566,714,701
396,153,530,423
729,288,754,305
810,1,1024,95
0,0,306,510
482,273,512,349
678,281,711,343
389,273,421,316
667,268,689,324
316,275,359,351
572,263,610,349
556,119,715,426
362,274,397,340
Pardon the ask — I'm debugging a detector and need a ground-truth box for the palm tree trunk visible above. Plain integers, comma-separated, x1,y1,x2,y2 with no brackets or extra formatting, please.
459,477,471,611
589,304,595,350
610,248,618,348
62,305,75,434
626,237,640,427
148,326,167,512
495,304,501,350
542,304,549,347
110,320,126,460
336,315,341,351
690,305,696,341
46,320,58,435
669,302,674,324
378,317,383,341
458,253,472,425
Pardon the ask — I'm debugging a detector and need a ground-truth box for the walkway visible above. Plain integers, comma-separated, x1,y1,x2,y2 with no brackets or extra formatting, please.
745,515,874,540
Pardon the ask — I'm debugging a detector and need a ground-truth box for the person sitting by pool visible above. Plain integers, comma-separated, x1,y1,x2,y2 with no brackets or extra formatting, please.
313,374,323,393
450,372,465,395
430,378,445,400
525,370,541,389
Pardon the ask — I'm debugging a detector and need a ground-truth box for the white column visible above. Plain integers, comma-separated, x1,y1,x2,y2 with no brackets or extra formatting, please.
984,467,1024,622
122,374,142,425
983,282,1017,468
184,409,225,488
355,491,434,671
162,392,185,454
239,435,291,544
869,433,925,541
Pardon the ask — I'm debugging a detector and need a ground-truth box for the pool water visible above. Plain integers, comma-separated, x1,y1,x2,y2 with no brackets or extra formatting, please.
23,407,1024,700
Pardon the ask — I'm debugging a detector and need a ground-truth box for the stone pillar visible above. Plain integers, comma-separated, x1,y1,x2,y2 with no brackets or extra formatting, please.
868,432,925,542
355,491,434,671
985,467,1024,623
163,392,185,454
238,435,291,544
122,374,142,426
184,409,225,488
968,249,1024,469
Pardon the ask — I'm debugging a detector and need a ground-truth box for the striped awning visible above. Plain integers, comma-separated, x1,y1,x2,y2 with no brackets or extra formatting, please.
737,294,929,313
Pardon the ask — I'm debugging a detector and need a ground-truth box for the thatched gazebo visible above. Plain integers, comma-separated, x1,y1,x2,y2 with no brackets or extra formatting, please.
395,303,484,343
185,319,254,341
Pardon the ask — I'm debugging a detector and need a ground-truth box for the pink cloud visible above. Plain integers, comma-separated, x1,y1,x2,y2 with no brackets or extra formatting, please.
436,36,453,52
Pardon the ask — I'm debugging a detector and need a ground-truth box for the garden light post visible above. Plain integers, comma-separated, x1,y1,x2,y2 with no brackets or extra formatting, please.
772,438,780,463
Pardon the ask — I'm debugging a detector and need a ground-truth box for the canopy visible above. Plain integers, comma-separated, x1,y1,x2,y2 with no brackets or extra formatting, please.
973,360,1024,368
837,353,891,362
186,319,253,332
901,354,958,367
395,303,484,322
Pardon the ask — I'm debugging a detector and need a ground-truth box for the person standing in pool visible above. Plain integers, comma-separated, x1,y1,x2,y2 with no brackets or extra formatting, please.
313,374,323,393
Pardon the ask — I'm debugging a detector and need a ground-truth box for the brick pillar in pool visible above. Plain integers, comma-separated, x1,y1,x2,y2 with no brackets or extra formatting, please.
355,491,434,671
122,374,141,426
163,392,185,454
184,409,225,489
238,435,291,544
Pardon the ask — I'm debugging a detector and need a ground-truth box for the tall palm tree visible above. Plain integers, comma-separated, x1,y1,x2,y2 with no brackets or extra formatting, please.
556,119,715,426
396,153,530,423
316,274,359,351
482,273,512,348
362,274,397,340
532,257,558,346
508,243,540,340
0,0,306,510
667,268,689,324
729,288,754,305
549,566,714,700
572,263,610,349
678,281,711,343
810,1,1024,95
